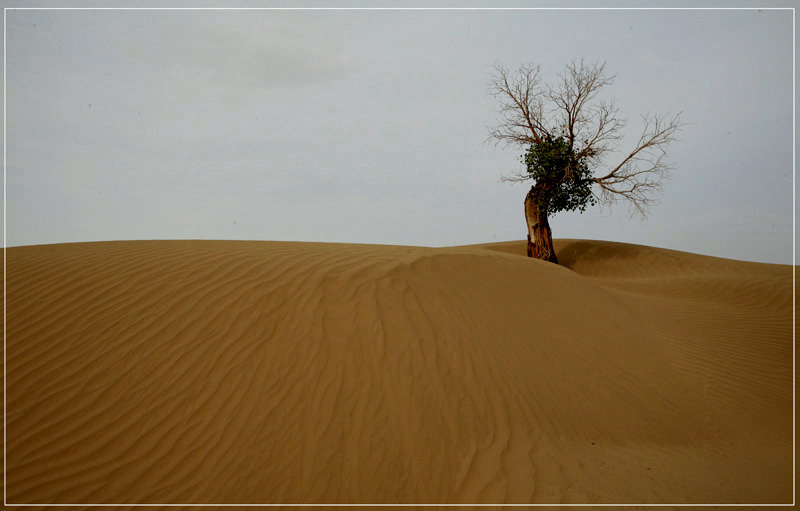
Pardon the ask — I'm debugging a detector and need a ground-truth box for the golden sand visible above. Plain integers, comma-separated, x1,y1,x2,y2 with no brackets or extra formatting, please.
3,239,793,506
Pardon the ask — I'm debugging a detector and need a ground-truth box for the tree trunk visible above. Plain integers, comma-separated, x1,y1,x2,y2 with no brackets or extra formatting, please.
524,187,558,264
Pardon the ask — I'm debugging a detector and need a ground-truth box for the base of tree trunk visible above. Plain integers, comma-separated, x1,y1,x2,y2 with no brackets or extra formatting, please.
525,190,559,264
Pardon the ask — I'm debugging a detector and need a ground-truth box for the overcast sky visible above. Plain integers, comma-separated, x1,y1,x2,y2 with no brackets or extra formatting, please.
4,3,795,264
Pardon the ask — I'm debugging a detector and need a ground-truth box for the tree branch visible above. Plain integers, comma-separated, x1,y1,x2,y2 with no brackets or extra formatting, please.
486,62,550,148
590,111,683,217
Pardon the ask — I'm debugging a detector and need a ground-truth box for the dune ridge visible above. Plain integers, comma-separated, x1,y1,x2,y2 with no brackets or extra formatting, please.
3,239,794,505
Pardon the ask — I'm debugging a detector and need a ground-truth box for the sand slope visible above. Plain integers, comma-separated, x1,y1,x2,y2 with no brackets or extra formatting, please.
3,239,793,505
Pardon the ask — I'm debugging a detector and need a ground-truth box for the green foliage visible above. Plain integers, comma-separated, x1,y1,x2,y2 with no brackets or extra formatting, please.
522,133,596,215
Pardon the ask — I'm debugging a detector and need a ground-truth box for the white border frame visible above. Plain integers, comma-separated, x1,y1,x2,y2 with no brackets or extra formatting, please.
2,5,795,507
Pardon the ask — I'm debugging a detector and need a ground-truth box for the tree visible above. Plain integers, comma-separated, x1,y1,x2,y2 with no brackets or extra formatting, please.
487,60,684,264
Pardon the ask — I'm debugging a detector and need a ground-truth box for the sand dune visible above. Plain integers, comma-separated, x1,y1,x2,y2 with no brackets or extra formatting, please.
2,239,794,506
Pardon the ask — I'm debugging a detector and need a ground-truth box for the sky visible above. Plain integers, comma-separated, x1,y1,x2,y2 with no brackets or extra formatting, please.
4,2,796,264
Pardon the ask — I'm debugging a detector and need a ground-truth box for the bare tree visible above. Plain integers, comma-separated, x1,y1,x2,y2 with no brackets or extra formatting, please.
487,60,684,263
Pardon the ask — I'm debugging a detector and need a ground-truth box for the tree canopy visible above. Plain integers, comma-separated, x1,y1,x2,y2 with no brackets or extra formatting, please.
488,60,684,218
521,132,596,215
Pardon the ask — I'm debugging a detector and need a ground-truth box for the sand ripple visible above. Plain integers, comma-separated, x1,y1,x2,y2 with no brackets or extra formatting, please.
3,239,793,505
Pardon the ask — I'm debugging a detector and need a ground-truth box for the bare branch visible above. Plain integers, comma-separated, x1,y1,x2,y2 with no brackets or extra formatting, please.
485,62,551,148
591,112,685,218
547,59,616,150
499,170,534,184
574,98,626,164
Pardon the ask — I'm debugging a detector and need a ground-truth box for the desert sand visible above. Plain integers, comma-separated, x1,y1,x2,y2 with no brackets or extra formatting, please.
2,238,794,506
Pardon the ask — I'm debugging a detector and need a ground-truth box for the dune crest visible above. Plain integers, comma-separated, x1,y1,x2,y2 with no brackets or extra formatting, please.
3,239,793,505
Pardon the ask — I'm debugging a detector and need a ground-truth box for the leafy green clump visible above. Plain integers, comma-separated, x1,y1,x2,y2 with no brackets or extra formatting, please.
522,133,596,215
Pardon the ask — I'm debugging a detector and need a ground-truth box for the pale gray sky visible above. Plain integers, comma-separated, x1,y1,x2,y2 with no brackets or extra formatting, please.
4,2,795,264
